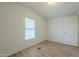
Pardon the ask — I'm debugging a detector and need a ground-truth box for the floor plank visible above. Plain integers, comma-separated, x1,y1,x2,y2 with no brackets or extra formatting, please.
9,40,79,57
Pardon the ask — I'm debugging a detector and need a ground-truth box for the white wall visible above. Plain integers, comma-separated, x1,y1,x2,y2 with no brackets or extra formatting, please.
46,15,78,46
46,17,64,43
78,16,79,46
0,3,45,56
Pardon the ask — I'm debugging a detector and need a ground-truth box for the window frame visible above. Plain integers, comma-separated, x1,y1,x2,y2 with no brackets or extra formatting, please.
25,17,36,40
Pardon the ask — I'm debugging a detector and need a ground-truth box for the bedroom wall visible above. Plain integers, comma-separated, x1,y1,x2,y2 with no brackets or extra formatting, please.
78,15,79,46
0,3,45,56
46,15,78,46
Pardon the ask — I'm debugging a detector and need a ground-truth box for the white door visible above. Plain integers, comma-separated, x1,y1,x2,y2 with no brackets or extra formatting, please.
49,19,64,43
64,16,78,46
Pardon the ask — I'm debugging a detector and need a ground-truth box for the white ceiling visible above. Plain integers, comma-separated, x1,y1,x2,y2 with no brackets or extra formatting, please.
18,2,79,19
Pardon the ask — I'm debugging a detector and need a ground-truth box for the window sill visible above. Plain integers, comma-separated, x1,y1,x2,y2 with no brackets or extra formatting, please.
25,38,35,40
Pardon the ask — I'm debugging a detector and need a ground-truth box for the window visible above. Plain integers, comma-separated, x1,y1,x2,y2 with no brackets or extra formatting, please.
25,18,35,40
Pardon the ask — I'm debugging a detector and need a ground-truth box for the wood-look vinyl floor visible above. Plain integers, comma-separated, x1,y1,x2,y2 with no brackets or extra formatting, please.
9,40,79,57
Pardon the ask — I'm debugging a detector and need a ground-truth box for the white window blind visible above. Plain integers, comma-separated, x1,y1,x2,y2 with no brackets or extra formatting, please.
25,18,35,40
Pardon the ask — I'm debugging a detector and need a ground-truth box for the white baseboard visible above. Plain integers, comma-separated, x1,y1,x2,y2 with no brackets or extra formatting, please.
1,39,45,57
